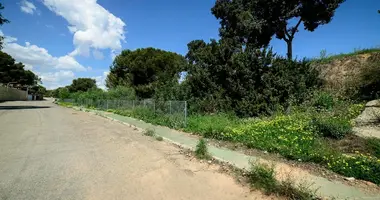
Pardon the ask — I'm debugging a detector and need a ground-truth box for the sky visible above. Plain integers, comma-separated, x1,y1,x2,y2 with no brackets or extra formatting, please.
0,0,379,89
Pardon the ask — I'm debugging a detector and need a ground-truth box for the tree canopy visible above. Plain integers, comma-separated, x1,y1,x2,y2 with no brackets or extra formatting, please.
211,0,344,59
106,48,186,99
0,3,9,49
68,78,97,93
0,51,40,86
184,39,321,116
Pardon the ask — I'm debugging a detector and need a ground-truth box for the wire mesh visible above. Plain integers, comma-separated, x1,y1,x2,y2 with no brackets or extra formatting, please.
62,99,187,128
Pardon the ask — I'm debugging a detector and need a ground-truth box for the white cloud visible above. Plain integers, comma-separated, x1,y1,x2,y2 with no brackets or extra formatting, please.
92,49,104,60
42,0,126,59
3,39,87,72
20,0,37,15
38,70,75,89
93,71,109,90
1,31,89,89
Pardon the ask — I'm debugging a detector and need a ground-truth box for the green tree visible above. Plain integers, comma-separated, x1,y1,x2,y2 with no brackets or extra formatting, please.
106,48,186,99
211,0,345,59
185,39,320,116
0,51,39,86
0,3,9,49
68,78,97,93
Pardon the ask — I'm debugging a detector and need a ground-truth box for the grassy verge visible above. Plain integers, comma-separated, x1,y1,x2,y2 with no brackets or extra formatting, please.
248,162,317,200
58,100,380,185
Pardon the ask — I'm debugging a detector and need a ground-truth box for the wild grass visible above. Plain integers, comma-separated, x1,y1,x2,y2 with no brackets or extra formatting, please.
195,138,211,159
248,163,317,200
311,48,380,64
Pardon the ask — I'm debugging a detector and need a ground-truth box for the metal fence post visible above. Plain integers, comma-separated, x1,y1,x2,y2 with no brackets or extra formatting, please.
132,100,135,109
184,101,187,127
106,100,109,110
153,101,156,114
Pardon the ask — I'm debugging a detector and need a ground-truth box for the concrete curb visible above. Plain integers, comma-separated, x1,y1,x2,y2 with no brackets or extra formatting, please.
67,106,380,200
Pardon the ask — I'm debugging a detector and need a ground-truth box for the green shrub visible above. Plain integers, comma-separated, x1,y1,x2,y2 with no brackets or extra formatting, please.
323,154,380,185
143,128,155,137
366,138,380,158
185,114,241,140
195,138,210,159
248,163,277,194
311,117,352,139
312,91,335,110
155,136,164,141
248,163,316,199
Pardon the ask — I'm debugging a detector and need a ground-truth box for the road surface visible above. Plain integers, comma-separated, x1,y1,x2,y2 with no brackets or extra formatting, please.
0,100,272,200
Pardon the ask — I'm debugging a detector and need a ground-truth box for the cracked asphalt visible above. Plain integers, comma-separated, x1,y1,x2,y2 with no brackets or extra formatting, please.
0,100,273,200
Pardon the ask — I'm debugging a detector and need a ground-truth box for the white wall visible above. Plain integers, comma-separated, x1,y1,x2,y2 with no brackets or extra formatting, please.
0,86,28,101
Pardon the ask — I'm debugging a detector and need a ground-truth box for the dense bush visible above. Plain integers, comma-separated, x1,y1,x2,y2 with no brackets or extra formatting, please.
324,154,380,185
366,138,380,158
312,91,335,110
311,117,352,139
356,60,380,100
185,41,321,117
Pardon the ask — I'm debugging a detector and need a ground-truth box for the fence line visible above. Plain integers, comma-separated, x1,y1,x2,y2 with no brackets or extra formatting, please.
62,99,188,127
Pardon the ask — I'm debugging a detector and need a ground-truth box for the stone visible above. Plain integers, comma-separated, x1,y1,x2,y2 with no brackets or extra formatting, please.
344,177,355,181
355,100,380,126
366,99,380,107
208,160,212,164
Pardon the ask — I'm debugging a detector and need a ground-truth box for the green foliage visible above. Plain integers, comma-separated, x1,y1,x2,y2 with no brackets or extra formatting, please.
155,136,164,141
29,85,47,95
248,163,277,194
0,3,9,49
68,78,97,93
0,51,39,86
311,117,352,139
195,138,210,159
106,48,186,99
185,41,321,117
143,128,156,137
323,154,380,185
311,48,380,65
312,91,335,110
248,163,316,199
356,60,380,100
185,114,241,140
57,87,70,99
211,0,345,59
106,86,136,100
366,138,380,158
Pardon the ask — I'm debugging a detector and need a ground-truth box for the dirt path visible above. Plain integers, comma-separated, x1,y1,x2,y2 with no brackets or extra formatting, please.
0,100,274,200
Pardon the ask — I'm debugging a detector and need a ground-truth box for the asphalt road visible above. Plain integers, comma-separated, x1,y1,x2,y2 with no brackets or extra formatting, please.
0,100,272,200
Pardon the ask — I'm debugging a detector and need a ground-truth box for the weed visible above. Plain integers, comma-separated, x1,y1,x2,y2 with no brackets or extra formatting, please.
155,136,164,141
311,117,352,139
312,91,335,110
195,138,210,159
248,162,277,194
366,137,380,158
248,163,317,200
143,128,155,137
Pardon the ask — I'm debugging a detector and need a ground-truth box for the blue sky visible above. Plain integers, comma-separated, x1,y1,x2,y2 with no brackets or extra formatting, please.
1,0,379,89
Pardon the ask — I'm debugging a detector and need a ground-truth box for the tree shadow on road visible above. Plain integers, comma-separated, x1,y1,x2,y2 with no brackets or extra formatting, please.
0,106,51,110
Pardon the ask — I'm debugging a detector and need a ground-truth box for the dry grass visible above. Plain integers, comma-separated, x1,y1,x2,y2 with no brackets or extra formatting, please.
311,50,380,96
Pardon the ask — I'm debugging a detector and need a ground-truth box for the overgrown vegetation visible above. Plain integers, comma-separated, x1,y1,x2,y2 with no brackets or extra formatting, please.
155,136,164,141
52,0,380,186
248,163,317,200
195,138,210,160
143,128,156,137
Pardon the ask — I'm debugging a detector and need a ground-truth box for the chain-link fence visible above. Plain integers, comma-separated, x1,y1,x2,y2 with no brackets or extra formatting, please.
62,99,187,128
